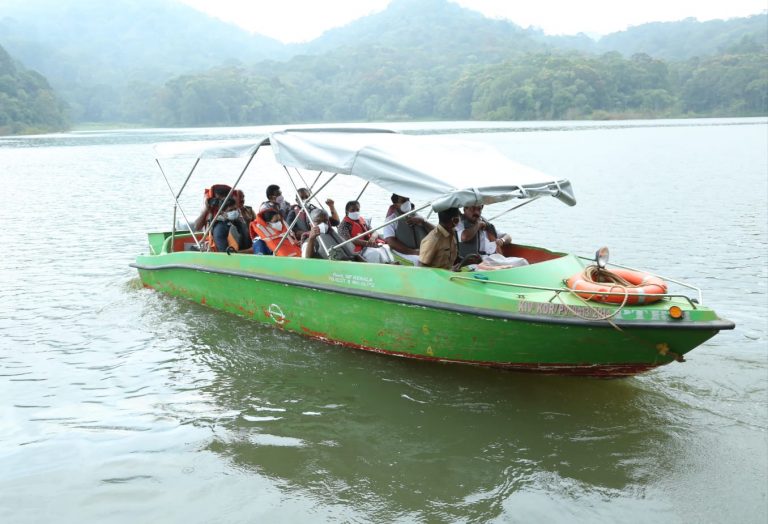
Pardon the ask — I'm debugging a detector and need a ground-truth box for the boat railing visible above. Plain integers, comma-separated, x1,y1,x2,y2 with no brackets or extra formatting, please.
448,275,700,309
575,256,703,305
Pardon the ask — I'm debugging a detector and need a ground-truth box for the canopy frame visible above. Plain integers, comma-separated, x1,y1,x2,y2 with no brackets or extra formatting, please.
152,129,574,255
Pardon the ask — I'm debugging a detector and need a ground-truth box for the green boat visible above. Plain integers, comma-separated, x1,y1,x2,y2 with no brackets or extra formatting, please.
132,129,734,376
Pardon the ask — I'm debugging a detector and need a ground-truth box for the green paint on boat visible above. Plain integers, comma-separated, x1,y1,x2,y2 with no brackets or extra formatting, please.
133,234,733,376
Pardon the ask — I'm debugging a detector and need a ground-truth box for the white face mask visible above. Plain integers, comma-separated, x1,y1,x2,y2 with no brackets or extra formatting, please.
348,212,360,221
400,201,412,213
225,210,240,221
317,223,328,235
271,220,284,231
275,195,285,205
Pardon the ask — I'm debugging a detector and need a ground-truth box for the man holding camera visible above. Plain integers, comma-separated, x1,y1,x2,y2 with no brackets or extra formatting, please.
193,186,230,231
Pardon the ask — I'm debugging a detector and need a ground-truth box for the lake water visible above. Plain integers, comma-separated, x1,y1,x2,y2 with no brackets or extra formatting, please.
1,118,766,523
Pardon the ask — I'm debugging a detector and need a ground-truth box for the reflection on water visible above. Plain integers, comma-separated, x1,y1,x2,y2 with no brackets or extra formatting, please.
139,296,703,521
0,119,766,523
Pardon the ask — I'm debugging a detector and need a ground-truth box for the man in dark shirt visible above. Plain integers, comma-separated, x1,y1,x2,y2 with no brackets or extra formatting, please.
212,199,251,252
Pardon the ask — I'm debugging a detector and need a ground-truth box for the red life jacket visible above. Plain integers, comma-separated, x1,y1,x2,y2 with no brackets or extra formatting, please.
342,216,380,253
249,211,301,257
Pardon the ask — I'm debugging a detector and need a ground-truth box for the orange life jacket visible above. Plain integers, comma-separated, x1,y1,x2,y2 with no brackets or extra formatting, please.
249,211,301,257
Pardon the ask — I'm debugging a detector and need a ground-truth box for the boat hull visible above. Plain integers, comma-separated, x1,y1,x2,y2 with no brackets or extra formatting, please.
132,251,731,377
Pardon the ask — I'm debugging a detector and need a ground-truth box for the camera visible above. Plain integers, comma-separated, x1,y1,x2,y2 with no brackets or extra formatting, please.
207,197,221,207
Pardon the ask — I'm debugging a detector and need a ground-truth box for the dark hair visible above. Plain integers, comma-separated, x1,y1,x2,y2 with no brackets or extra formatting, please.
391,193,407,204
213,187,230,198
345,200,360,213
222,198,236,209
297,187,310,197
266,184,280,198
262,210,278,222
437,207,460,224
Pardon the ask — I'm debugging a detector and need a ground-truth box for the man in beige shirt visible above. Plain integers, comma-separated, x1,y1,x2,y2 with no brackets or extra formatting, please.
419,207,461,270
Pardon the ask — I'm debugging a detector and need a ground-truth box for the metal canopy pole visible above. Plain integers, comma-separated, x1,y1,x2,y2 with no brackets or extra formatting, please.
355,181,370,201
330,202,432,255
486,196,541,222
294,168,331,214
156,157,202,252
276,167,338,257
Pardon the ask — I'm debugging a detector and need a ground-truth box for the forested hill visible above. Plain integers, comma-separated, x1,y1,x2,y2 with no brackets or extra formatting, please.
0,43,68,135
592,14,768,60
297,0,543,59
151,1,767,125
0,0,287,122
0,0,765,132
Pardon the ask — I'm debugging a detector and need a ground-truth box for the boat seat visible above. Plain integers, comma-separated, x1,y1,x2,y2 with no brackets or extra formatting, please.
163,233,206,253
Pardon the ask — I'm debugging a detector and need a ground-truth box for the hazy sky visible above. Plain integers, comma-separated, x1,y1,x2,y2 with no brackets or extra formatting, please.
179,0,767,43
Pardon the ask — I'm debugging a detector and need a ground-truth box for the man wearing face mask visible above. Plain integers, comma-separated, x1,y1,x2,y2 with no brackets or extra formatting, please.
382,194,434,265
286,187,340,234
260,184,291,218
338,200,395,264
302,208,359,260
212,199,252,252
419,207,479,270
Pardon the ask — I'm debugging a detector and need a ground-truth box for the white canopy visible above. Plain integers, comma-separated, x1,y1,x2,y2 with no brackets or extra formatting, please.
155,129,576,210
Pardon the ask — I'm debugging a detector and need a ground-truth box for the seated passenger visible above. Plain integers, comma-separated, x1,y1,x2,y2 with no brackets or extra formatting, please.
249,209,301,257
382,193,434,265
259,184,290,218
285,187,340,234
302,208,360,261
237,190,256,224
194,185,230,231
194,185,255,232
418,207,462,270
457,205,528,268
211,198,252,252
338,200,395,264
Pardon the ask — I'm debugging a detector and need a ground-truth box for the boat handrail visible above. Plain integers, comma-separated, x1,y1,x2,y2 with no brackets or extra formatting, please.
448,275,700,309
575,256,703,304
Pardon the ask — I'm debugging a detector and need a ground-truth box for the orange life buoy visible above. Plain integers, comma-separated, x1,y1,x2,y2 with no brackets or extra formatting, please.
566,268,667,305
249,212,301,257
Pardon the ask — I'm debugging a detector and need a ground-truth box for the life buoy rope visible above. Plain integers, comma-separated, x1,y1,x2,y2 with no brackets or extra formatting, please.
565,266,668,305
